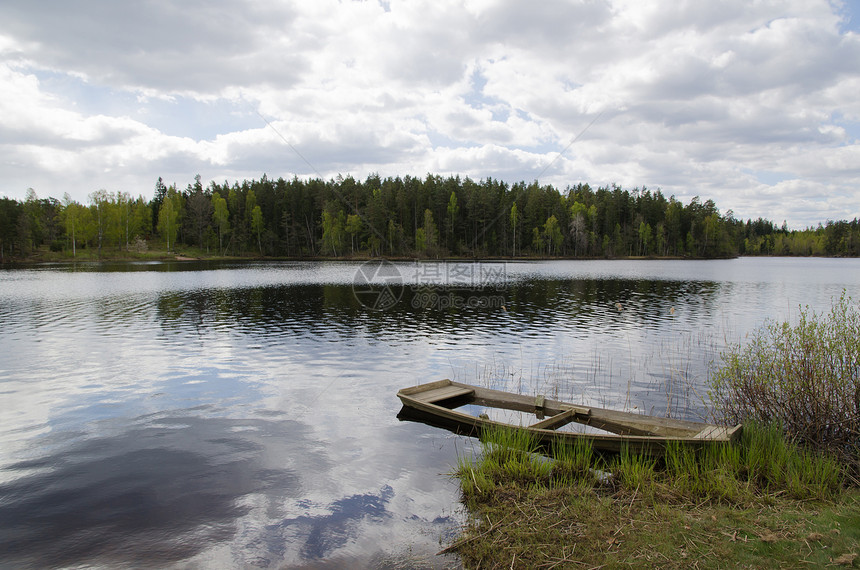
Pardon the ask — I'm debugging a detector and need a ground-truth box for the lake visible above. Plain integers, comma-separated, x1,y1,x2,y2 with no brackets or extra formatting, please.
1,258,858,568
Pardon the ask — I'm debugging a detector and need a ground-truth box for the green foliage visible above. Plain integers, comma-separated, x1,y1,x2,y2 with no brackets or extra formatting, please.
638,220,653,255
711,292,860,470
530,226,545,253
414,228,426,252
211,193,230,254
345,213,362,253
543,215,563,255
321,208,345,256
156,187,181,252
742,217,859,257
250,205,264,254
421,208,437,255
5,173,859,260
509,202,519,256
446,190,459,251
187,188,213,250
61,195,83,256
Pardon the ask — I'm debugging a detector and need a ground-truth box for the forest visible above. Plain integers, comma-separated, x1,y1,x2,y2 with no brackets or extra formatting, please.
1,173,858,261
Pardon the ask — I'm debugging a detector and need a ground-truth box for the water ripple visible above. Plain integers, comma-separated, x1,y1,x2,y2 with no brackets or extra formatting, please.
1,259,857,567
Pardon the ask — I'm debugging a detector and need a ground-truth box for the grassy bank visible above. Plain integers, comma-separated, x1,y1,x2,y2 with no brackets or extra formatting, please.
450,425,858,568
449,295,860,568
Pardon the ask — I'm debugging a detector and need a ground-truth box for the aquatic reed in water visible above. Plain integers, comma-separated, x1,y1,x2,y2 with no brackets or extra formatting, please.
449,319,726,423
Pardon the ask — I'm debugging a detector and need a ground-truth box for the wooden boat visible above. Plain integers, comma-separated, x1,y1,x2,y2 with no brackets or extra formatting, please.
397,379,742,456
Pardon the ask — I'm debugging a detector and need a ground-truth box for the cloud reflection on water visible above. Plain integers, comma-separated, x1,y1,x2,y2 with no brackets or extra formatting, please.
0,415,319,568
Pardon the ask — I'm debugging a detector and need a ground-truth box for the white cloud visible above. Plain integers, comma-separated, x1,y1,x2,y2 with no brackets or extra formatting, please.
0,0,858,228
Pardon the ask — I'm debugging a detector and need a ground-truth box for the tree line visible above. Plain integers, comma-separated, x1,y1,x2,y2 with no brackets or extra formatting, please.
1,173,858,261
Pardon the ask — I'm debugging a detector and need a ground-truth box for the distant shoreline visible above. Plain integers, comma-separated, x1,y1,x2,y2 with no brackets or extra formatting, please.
7,250,860,266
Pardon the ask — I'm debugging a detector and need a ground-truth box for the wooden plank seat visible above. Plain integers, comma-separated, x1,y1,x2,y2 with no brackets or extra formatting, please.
414,385,475,404
693,425,731,440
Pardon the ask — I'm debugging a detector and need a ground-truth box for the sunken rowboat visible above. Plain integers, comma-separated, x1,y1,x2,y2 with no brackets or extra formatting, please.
397,379,742,456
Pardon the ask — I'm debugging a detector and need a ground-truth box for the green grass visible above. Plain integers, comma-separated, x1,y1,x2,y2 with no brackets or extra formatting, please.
457,427,553,498
449,423,857,568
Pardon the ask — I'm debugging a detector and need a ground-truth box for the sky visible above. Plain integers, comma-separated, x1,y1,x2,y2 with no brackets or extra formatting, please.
1,0,859,229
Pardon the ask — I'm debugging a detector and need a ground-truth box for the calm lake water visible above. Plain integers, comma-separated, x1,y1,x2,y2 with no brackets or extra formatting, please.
1,258,858,568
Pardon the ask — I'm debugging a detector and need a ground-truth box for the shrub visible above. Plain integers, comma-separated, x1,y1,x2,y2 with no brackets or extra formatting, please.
710,291,859,473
